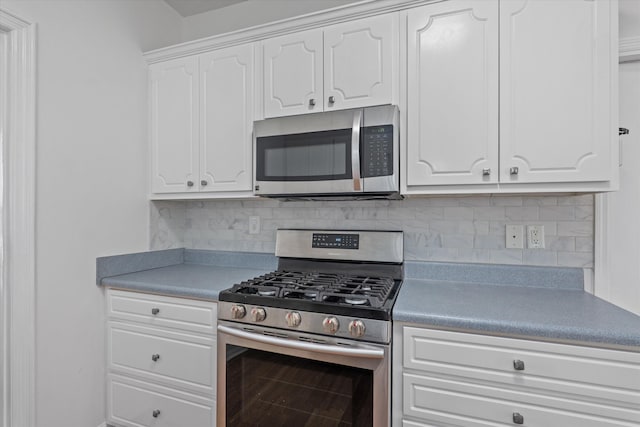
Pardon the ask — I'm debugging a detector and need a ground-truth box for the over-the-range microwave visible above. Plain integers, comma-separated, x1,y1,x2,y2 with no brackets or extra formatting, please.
253,105,400,199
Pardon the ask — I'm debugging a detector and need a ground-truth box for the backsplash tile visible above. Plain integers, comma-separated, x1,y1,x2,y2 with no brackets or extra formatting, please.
149,194,595,268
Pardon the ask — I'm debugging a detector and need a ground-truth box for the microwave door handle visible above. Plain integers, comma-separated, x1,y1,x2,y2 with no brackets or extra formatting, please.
351,110,362,191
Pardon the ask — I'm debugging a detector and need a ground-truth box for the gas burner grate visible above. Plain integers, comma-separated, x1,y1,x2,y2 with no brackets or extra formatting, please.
231,270,396,308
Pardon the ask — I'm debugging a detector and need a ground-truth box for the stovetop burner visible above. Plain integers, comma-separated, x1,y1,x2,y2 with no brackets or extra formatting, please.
231,270,396,308
219,269,402,320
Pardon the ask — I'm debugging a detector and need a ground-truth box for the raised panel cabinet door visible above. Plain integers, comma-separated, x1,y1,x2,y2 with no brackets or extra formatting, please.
263,29,323,118
324,13,398,111
150,57,199,193
406,1,499,187
500,0,615,183
200,44,254,192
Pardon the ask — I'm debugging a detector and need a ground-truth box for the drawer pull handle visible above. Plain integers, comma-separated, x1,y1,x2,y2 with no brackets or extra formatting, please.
151,354,160,362
513,359,525,371
512,412,524,424
151,308,160,315
152,409,161,418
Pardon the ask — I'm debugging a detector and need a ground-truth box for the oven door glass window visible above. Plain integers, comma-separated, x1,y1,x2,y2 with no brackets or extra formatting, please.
225,345,373,426
255,129,353,181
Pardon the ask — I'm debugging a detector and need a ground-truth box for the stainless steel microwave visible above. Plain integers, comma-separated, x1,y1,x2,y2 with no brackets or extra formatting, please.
253,105,400,199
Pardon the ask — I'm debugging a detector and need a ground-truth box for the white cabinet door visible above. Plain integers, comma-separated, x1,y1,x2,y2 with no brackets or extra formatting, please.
200,44,254,192
324,13,397,111
406,1,498,186
500,0,615,184
150,57,199,193
263,29,323,118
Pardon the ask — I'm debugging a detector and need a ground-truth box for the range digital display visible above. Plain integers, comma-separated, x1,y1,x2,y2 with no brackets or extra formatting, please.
312,233,359,249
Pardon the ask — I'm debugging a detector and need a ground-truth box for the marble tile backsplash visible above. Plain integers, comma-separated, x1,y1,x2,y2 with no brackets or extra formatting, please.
150,194,595,268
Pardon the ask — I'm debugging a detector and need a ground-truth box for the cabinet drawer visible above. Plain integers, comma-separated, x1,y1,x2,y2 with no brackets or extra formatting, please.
404,372,640,424
107,289,216,334
404,373,638,427
108,375,213,427
403,327,640,407
108,322,215,395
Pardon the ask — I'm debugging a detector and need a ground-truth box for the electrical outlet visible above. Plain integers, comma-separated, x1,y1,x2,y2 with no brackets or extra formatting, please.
249,216,260,234
527,225,545,249
505,225,524,249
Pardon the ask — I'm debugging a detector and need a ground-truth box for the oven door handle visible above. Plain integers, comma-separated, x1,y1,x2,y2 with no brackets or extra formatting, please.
218,325,385,359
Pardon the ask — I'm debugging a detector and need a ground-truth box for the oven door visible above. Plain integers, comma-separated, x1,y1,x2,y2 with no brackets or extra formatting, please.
217,321,389,427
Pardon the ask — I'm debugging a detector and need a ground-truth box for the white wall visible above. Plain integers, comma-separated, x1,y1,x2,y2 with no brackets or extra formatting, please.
599,0,640,314
620,0,640,38
181,0,360,41
0,1,182,426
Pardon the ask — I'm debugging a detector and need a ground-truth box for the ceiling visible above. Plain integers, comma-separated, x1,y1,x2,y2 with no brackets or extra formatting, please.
164,0,248,17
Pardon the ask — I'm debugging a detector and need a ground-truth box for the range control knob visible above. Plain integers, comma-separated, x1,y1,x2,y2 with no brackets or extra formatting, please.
285,311,302,328
322,316,340,334
230,305,246,319
250,307,267,322
348,320,366,338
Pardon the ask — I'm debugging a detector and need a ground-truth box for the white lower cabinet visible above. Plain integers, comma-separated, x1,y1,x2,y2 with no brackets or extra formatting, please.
393,325,640,427
106,289,217,427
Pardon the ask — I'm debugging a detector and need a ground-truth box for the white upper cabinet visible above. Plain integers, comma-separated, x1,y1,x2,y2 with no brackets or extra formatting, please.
500,0,614,184
406,0,499,186
404,0,617,193
150,57,199,194
263,29,323,117
323,14,397,111
262,13,398,118
150,44,254,197
200,44,253,193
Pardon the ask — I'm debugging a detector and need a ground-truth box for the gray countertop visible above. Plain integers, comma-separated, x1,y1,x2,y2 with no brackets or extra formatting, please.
97,248,276,301
97,250,640,352
100,263,274,300
394,279,640,351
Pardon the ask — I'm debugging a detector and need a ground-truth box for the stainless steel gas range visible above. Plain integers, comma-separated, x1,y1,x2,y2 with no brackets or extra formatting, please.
217,229,403,427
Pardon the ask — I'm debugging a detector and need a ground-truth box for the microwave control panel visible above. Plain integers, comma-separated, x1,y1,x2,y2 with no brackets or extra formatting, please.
362,125,393,177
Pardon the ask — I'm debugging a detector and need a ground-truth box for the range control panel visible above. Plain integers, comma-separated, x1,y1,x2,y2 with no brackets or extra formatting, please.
312,233,360,250
362,125,393,178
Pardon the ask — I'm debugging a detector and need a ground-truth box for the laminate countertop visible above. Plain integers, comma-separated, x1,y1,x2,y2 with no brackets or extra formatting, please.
97,250,640,352
396,262,640,352
97,248,277,301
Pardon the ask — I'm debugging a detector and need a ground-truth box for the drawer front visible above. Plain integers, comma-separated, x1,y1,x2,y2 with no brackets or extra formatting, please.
108,375,213,427
109,322,215,394
107,289,216,334
404,372,640,424
404,373,638,427
403,327,640,406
